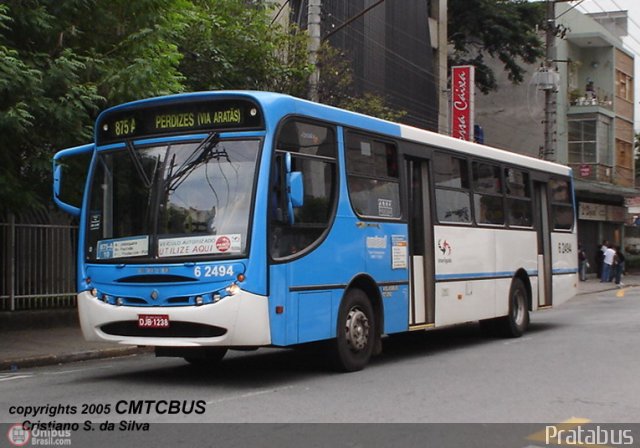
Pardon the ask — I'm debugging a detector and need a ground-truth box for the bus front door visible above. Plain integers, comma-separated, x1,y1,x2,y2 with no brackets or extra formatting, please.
407,159,435,327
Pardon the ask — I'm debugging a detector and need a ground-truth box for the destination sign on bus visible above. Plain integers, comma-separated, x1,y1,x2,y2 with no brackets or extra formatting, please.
97,98,263,144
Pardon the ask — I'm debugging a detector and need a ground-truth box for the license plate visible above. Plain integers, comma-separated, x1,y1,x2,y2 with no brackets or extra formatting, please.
137,314,170,329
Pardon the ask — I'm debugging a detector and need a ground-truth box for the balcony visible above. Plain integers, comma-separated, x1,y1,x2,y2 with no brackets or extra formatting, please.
568,88,614,113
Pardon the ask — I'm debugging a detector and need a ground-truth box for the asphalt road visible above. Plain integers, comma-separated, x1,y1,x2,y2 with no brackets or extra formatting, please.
2,286,640,446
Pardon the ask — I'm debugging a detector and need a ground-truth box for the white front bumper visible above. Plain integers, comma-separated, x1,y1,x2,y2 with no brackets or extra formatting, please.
77,290,271,347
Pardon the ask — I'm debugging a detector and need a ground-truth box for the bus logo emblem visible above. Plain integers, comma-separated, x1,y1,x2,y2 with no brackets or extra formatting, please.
438,239,452,256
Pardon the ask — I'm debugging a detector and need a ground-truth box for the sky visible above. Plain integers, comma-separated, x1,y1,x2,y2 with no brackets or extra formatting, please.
576,0,640,131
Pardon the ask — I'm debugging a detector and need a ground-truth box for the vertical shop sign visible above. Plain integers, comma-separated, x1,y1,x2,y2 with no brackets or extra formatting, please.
451,66,475,141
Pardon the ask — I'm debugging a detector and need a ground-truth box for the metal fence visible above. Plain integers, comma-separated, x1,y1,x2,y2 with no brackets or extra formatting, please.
0,215,78,311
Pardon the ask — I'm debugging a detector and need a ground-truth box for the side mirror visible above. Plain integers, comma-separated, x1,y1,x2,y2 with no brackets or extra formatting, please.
284,153,304,224
288,172,304,208
53,144,94,216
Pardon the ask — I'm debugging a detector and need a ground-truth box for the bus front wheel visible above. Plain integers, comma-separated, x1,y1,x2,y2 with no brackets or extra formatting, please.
497,278,529,338
332,288,375,372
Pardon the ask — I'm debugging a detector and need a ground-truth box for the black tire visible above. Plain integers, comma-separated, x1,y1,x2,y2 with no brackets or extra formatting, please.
184,347,228,367
497,278,529,338
332,288,375,372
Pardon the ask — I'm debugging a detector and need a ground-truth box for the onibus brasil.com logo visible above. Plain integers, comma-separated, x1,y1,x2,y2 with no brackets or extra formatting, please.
7,423,72,446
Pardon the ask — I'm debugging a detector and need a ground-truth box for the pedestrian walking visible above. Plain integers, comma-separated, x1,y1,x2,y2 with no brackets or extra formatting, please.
614,246,625,287
596,240,608,280
578,244,588,281
601,243,616,283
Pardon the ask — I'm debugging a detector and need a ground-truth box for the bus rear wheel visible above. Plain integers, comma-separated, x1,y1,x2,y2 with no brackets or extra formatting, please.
497,278,529,338
332,288,375,372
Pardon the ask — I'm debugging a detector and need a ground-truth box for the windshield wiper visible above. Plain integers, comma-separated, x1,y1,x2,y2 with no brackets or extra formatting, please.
125,140,153,189
165,132,224,193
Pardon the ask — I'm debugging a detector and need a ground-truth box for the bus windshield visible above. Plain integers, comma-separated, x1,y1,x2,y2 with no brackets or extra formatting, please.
86,138,260,261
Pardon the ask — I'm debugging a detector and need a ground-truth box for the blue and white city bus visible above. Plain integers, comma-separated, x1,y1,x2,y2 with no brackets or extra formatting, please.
53,91,578,371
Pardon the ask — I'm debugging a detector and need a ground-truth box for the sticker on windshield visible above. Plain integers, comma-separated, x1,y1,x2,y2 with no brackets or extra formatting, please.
97,236,149,259
90,214,101,231
378,199,393,217
158,234,241,258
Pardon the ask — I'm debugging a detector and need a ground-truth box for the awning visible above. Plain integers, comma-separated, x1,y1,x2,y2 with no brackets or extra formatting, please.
573,178,639,202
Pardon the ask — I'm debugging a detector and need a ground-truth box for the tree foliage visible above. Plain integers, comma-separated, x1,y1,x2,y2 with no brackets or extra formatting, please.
448,0,545,94
317,43,406,122
0,1,312,215
0,0,192,215
179,0,311,96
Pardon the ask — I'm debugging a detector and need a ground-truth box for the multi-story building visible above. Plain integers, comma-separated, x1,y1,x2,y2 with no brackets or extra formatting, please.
558,5,636,255
286,0,446,132
476,4,636,267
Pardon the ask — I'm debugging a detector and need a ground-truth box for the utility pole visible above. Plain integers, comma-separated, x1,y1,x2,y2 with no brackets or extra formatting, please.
308,0,321,102
543,0,556,162
433,0,449,136
542,0,573,161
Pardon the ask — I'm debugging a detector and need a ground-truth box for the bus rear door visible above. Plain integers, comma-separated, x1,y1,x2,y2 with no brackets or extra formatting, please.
534,181,553,307
406,158,435,327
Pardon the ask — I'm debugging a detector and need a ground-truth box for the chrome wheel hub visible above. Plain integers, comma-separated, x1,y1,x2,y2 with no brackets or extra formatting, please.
345,307,369,351
513,290,526,326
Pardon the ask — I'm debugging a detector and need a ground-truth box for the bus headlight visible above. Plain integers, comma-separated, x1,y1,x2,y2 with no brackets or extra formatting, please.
225,284,241,296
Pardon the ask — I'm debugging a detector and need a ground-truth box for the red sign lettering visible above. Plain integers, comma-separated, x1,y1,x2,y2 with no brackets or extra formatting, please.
451,66,475,141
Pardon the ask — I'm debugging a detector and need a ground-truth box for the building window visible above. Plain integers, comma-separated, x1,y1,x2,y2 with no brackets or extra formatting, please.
568,119,596,164
599,120,611,165
616,71,633,102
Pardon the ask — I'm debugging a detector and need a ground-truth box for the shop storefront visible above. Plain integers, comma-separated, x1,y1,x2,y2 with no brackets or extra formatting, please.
574,180,635,272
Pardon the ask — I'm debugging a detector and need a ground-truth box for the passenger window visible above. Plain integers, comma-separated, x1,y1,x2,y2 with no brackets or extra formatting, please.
270,120,337,259
505,168,532,227
433,153,471,224
549,179,573,230
472,161,504,226
346,133,400,219
434,153,469,189
473,162,501,194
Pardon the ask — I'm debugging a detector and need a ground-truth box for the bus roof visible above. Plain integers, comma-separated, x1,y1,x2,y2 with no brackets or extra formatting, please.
97,90,572,178
250,91,572,178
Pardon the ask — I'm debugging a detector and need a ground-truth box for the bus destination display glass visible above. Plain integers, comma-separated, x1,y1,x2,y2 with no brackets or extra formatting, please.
97,99,264,144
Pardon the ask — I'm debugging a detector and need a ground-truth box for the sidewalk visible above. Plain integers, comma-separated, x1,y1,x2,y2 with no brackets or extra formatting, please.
0,310,151,371
575,271,640,295
1,273,639,371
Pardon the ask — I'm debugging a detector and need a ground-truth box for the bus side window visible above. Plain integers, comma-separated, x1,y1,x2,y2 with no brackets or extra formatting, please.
433,153,471,224
505,168,532,227
549,179,574,230
346,133,400,219
472,161,504,225
270,119,337,259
